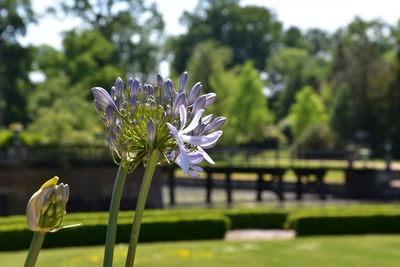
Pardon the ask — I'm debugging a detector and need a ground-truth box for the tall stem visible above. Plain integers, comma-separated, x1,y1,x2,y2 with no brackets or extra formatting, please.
24,231,46,267
103,165,129,267
125,149,160,267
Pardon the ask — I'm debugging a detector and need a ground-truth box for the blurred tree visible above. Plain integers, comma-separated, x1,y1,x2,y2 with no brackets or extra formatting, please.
60,0,164,78
330,85,357,144
267,48,328,119
295,123,337,151
27,76,100,145
0,0,36,126
330,17,392,149
227,61,274,144
186,40,233,93
283,26,304,48
304,28,332,55
170,0,281,73
288,86,328,139
62,29,121,89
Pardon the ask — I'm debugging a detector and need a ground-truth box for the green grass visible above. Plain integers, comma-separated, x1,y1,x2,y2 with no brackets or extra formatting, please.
2,235,400,267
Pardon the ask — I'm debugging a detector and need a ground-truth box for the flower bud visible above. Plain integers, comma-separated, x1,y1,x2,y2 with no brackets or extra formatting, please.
204,116,226,134
164,79,176,101
92,87,117,111
188,82,202,104
205,93,216,107
172,92,187,118
26,177,69,232
191,95,206,119
146,118,156,145
156,74,163,89
179,72,188,93
115,77,124,98
129,78,141,99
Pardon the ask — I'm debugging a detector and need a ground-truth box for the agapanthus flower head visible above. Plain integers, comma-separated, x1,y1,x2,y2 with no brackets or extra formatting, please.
26,177,69,232
92,72,225,176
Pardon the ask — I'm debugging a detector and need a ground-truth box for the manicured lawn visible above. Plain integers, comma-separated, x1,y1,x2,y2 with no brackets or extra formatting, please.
2,235,400,266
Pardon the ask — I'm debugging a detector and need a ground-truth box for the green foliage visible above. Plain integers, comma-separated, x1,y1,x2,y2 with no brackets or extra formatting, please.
295,123,337,151
267,48,328,119
227,62,274,145
171,1,281,73
62,29,121,88
330,85,357,144
288,86,328,139
61,0,164,78
187,40,233,94
287,205,400,236
26,76,101,145
0,130,13,147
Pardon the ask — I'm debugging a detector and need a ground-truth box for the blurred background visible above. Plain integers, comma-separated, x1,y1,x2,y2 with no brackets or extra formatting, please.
3,1,400,266
2,0,400,211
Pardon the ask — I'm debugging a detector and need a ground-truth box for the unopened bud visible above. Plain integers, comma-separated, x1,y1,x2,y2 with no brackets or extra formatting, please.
179,72,188,93
26,177,69,232
146,118,156,145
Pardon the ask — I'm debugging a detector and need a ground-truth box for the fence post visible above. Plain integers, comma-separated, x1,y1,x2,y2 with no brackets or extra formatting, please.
206,172,213,204
226,172,232,203
256,173,264,202
296,173,303,200
168,167,175,206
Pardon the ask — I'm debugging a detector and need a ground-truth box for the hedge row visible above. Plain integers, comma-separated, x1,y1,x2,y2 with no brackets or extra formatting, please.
286,205,400,236
0,208,288,251
0,215,230,251
2,205,400,251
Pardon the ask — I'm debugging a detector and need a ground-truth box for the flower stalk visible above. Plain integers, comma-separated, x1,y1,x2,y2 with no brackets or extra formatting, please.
103,165,129,267
125,149,160,267
24,231,46,267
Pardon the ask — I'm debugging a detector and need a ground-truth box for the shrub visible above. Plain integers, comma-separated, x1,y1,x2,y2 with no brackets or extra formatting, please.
287,205,400,236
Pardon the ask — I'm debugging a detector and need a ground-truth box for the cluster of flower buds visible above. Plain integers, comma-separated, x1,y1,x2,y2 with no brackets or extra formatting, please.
92,72,225,176
26,177,69,232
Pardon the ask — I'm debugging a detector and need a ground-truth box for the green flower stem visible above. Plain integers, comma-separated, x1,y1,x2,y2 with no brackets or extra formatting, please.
125,149,160,267
24,231,46,267
103,165,129,267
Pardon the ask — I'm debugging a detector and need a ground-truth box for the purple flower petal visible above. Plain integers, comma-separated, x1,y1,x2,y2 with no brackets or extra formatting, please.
202,114,213,125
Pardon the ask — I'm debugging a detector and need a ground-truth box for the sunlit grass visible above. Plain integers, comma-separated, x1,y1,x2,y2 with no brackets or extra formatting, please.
2,235,400,267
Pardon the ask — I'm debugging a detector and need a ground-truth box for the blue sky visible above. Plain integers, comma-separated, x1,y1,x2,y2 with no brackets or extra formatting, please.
20,0,400,50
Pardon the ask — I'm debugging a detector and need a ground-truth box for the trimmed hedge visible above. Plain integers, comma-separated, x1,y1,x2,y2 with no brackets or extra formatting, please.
0,214,229,251
4,205,400,250
0,208,291,251
287,205,400,236
224,209,288,229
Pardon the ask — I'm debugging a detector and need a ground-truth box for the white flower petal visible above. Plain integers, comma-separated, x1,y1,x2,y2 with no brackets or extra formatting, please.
181,109,204,134
179,105,187,130
197,146,215,164
180,130,223,147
